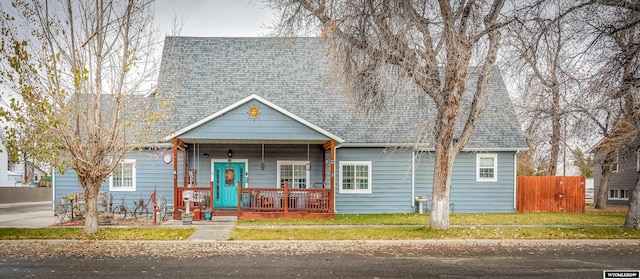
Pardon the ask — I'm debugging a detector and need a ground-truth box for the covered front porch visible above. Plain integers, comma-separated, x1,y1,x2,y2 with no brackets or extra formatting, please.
170,140,337,220
165,95,344,219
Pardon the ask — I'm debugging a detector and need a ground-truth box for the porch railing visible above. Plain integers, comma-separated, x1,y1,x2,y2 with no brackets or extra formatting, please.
175,185,331,214
239,187,331,213
176,187,212,211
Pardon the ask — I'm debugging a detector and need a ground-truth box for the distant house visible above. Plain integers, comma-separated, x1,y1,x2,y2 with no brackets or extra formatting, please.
1,131,49,186
53,37,527,218
593,150,636,206
0,141,14,186
9,160,48,184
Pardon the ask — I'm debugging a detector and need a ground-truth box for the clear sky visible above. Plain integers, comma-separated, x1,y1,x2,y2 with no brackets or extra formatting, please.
154,0,277,37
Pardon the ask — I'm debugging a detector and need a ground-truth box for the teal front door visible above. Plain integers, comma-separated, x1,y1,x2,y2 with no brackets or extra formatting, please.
213,162,245,207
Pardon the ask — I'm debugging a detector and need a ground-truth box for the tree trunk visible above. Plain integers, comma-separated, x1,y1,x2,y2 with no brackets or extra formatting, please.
595,162,612,209
430,123,456,229
23,154,28,183
81,180,101,233
549,84,561,176
623,174,640,230
430,153,454,229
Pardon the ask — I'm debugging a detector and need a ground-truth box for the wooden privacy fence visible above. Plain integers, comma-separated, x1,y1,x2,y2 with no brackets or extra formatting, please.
516,176,586,213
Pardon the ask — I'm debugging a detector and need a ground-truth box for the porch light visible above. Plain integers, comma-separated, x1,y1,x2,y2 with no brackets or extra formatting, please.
228,149,233,159
202,153,209,158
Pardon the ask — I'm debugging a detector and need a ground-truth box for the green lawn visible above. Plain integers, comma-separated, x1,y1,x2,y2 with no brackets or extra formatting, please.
236,211,627,226
0,227,195,240
0,209,632,241
230,226,640,240
231,209,634,240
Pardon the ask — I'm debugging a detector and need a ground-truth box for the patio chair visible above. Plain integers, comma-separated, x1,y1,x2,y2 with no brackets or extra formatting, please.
54,197,71,224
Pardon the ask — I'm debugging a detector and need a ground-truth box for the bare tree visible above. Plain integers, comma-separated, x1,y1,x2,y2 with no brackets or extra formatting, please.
0,0,165,233
575,75,624,209
570,0,640,228
265,0,524,229
502,0,584,177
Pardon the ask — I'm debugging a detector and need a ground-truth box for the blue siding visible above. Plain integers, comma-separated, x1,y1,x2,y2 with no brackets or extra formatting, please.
449,152,516,213
181,101,330,141
55,145,327,209
55,146,517,214
335,148,414,214
335,148,516,214
54,150,175,210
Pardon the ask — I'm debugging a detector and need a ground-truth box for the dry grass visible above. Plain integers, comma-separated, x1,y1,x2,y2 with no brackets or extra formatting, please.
231,226,640,240
0,227,195,240
237,206,629,226
53,217,160,227
232,205,635,240
585,205,629,213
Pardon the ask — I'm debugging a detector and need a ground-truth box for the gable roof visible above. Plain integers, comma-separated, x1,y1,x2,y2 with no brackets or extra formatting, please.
164,94,344,143
156,37,527,150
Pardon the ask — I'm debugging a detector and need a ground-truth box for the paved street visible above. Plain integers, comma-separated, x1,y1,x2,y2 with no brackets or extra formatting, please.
1,241,640,278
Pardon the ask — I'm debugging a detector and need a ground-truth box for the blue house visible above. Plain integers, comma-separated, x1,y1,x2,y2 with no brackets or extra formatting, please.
53,37,527,219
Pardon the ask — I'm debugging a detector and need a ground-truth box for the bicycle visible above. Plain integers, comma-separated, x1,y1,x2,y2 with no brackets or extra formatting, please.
110,194,128,220
133,192,156,220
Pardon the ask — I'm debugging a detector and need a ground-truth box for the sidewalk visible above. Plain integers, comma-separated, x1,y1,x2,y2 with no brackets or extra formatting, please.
162,216,237,241
0,201,57,228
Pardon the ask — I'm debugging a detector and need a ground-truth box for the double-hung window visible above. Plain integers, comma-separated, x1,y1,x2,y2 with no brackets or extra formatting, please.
109,159,136,191
277,161,309,188
609,189,629,200
476,154,498,182
339,161,372,194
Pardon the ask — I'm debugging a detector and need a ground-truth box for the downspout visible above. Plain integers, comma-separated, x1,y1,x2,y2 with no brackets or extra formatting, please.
411,150,415,208
173,138,178,219
514,151,518,211
52,171,56,211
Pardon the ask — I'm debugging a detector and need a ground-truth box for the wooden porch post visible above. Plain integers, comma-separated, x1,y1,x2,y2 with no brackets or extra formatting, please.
323,140,336,213
210,181,214,211
284,181,289,213
329,140,335,213
183,146,187,188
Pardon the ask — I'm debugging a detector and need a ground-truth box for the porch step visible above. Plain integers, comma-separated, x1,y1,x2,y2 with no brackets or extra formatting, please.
211,216,237,222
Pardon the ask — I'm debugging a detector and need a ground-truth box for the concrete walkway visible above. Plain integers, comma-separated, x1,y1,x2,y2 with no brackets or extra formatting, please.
162,216,237,241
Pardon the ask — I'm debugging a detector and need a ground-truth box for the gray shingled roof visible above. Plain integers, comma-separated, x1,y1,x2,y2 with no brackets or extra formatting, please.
155,36,527,150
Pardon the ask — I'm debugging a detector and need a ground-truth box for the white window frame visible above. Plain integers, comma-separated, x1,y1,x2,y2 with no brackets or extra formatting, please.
109,159,136,192
609,189,629,200
476,153,498,182
339,161,372,194
276,160,310,188
613,154,619,173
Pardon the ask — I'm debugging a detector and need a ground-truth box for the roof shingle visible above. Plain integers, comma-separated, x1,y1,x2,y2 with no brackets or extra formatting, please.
156,37,527,150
